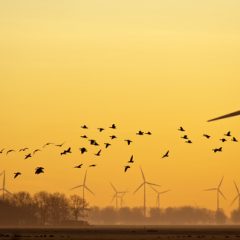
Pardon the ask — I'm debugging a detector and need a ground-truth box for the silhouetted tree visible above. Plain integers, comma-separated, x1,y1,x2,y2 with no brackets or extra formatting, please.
69,194,87,221
215,209,227,224
231,210,240,223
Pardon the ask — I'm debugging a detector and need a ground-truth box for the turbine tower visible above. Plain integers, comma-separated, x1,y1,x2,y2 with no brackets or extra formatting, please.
208,110,240,122
231,181,240,211
204,176,226,211
134,167,160,217
151,186,171,209
110,182,126,209
119,192,127,208
71,170,94,215
0,171,11,200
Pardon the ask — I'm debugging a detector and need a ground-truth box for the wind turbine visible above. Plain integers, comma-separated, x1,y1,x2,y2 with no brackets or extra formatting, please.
134,167,160,217
208,110,240,122
110,182,126,209
0,170,11,200
119,192,127,208
204,176,226,211
71,170,94,215
151,186,171,209
231,181,240,211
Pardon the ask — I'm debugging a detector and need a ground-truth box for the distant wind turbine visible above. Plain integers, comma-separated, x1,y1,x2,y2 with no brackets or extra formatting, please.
0,171,11,200
204,176,226,211
151,186,171,209
71,170,94,215
110,182,126,209
134,167,160,217
208,110,240,122
231,181,240,211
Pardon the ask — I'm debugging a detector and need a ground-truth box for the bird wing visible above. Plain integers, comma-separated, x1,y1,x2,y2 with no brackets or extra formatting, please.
208,110,240,122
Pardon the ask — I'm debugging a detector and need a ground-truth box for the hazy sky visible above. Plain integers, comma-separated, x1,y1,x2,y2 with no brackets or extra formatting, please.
1,1,240,213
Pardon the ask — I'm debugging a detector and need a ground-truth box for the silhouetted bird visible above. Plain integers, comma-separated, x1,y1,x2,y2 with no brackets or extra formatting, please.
14,172,21,179
109,124,116,129
104,143,111,148
35,167,44,174
61,147,71,155
97,128,105,132
124,139,132,145
212,147,222,153
89,139,97,145
110,135,117,140
181,135,188,140
232,137,238,142
74,164,83,168
19,148,28,152
203,134,211,139
81,135,88,139
124,165,130,172
95,150,101,156
55,142,65,147
89,164,96,167
145,131,152,135
43,142,53,148
178,127,185,132
79,147,87,154
6,150,15,155
25,153,32,159
162,150,169,158
81,125,88,129
128,155,134,163
0,148,4,154
224,131,231,137
94,141,99,146
33,149,41,155
185,140,192,144
136,131,144,135
220,138,227,142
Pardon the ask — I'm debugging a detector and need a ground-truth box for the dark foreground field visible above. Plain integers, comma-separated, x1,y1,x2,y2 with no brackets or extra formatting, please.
1,226,240,240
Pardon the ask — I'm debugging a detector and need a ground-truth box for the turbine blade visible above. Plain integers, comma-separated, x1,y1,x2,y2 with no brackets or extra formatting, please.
208,110,240,122
204,188,217,191
218,189,226,200
234,180,240,195
146,182,161,187
110,194,117,204
83,170,88,185
149,185,158,193
230,195,239,207
70,185,83,190
4,189,12,195
218,176,224,188
110,182,117,193
85,186,94,195
134,183,144,194
140,167,146,182
159,190,171,195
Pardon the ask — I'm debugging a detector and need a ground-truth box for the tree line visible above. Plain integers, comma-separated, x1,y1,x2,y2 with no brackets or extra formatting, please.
1,191,240,226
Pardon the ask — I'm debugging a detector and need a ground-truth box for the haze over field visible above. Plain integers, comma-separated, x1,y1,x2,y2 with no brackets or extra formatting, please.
0,1,240,214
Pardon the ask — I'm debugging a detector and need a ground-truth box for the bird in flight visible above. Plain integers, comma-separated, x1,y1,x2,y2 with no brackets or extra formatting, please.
89,164,96,167
55,142,65,147
178,127,185,132
162,150,169,158
43,142,54,148
185,140,192,144
33,149,41,155
212,147,222,153
145,131,152,135
124,139,132,145
89,139,98,145
6,149,15,155
203,134,211,139
232,137,238,142
124,165,130,172
74,164,83,168
224,131,231,137
14,172,21,179
81,135,88,139
97,128,105,132
19,148,28,152
220,138,227,143
95,150,101,156
25,153,32,159
181,135,188,140
35,167,44,174
81,125,88,129
110,135,117,140
136,130,144,135
0,148,4,154
104,143,111,148
109,124,116,129
79,147,87,154
128,155,134,163
208,110,240,122
61,147,72,155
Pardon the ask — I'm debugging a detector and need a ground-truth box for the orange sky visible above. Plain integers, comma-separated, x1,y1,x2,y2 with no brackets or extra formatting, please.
1,1,240,214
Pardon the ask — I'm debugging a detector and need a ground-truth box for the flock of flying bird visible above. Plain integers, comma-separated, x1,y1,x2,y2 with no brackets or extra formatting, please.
0,120,239,180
